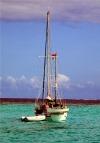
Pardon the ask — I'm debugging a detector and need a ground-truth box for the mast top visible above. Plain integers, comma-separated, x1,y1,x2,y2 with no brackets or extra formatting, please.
47,11,50,15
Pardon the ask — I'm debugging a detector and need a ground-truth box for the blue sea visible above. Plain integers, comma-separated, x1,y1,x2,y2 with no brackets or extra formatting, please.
0,104,100,143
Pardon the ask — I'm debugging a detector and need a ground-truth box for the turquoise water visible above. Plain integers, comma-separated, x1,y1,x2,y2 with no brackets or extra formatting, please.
0,104,100,143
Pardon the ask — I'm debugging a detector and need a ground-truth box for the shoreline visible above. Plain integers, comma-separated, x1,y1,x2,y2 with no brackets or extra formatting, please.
0,98,100,105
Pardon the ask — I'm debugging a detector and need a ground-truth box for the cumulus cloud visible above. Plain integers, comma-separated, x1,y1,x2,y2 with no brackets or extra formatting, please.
0,75,100,99
7,76,16,84
0,0,100,23
57,74,70,88
63,81,100,99
57,74,70,82
0,76,40,98
0,74,70,98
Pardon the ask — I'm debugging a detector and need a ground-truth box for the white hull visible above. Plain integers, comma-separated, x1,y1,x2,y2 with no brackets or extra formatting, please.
47,107,69,122
21,115,46,122
50,112,68,122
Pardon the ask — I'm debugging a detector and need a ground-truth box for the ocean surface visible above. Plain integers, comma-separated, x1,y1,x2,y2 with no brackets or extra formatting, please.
0,104,100,143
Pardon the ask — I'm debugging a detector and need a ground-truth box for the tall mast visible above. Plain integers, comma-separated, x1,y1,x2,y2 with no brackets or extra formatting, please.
54,54,57,103
46,11,51,97
42,11,51,101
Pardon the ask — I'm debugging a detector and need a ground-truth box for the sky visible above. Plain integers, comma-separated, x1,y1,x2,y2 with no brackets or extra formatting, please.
0,0,100,99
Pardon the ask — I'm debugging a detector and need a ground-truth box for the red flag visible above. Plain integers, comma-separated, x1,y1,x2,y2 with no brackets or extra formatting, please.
51,53,57,60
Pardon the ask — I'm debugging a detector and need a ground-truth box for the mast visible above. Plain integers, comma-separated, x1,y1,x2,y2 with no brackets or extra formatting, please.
46,11,51,97
52,53,57,103
42,11,51,102
54,54,57,103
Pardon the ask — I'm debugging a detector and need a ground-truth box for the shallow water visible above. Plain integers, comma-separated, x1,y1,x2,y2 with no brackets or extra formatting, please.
0,104,100,143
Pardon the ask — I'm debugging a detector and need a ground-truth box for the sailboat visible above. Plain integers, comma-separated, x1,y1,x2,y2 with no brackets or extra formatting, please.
21,11,69,122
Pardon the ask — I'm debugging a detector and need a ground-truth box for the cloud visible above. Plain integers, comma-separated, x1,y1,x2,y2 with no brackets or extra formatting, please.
1,0,100,23
57,74,70,88
6,76,16,85
63,81,100,99
0,74,70,98
57,74,70,82
0,75,100,99
0,76,40,98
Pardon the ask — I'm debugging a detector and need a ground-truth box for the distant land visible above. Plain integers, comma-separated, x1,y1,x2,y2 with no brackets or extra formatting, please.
0,98,100,105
